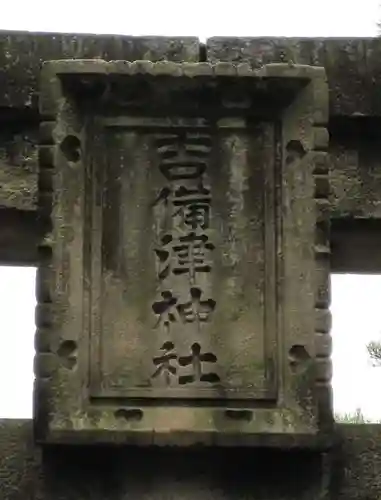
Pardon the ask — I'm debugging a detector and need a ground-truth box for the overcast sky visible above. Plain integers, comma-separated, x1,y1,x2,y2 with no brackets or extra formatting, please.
0,0,379,38
0,0,380,420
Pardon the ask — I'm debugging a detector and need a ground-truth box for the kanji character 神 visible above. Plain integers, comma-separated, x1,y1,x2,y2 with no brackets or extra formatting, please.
178,287,216,326
151,290,181,334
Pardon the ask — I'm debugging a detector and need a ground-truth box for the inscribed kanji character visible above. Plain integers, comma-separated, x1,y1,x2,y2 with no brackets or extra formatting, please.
172,184,211,230
152,290,181,334
154,232,214,282
156,133,212,180
172,232,214,279
152,341,177,386
178,287,216,326
178,343,220,385
154,234,173,281
152,184,211,230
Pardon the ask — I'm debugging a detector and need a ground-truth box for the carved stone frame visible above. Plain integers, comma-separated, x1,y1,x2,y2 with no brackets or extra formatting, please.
35,60,331,447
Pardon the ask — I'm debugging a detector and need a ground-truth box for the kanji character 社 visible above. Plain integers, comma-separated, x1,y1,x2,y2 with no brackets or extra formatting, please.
178,343,220,385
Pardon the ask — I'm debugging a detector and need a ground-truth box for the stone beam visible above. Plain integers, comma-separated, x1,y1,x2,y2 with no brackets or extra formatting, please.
331,219,381,274
2,117,381,274
207,37,381,117
0,33,380,117
0,419,380,500
0,209,39,265
1,122,380,218
0,33,380,275
0,117,38,212
0,32,199,109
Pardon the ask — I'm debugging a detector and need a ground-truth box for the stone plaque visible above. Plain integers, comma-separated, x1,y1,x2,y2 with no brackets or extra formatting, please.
35,60,332,446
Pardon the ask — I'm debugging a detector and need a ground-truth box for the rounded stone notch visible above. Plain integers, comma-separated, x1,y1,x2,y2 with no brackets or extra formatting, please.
224,409,253,422
288,345,311,372
57,340,77,370
60,135,81,163
285,140,307,166
114,409,144,422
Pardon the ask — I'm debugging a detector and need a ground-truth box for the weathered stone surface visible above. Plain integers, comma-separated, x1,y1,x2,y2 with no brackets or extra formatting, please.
3,123,381,223
0,33,381,117
5,127,381,273
0,126,38,211
206,38,381,117
0,419,328,500
1,28,381,500
0,31,200,108
0,165,36,211
0,420,41,500
3,420,381,500
1,35,381,223
335,425,381,499
34,60,332,446
330,118,381,219
0,209,38,264
331,219,381,273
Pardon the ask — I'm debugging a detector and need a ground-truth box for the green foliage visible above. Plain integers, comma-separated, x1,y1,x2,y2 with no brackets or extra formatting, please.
334,340,381,424
335,408,371,423
367,340,381,367
335,336,381,423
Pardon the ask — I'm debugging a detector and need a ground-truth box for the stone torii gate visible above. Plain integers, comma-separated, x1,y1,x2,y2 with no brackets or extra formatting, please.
0,31,380,499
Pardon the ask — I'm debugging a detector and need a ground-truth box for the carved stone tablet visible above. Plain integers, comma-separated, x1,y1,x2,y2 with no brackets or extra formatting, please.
35,60,332,446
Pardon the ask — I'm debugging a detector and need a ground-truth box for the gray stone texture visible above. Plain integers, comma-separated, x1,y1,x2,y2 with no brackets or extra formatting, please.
0,30,379,498
2,123,381,221
34,60,331,445
0,36,381,237
2,420,381,500
206,37,381,116
0,32,200,109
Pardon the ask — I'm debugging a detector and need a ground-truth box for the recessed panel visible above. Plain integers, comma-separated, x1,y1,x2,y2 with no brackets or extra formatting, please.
35,60,332,446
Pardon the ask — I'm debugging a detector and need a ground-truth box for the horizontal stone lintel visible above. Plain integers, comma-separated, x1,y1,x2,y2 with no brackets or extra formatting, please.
3,205,378,273
42,58,323,79
0,419,380,499
0,31,380,116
